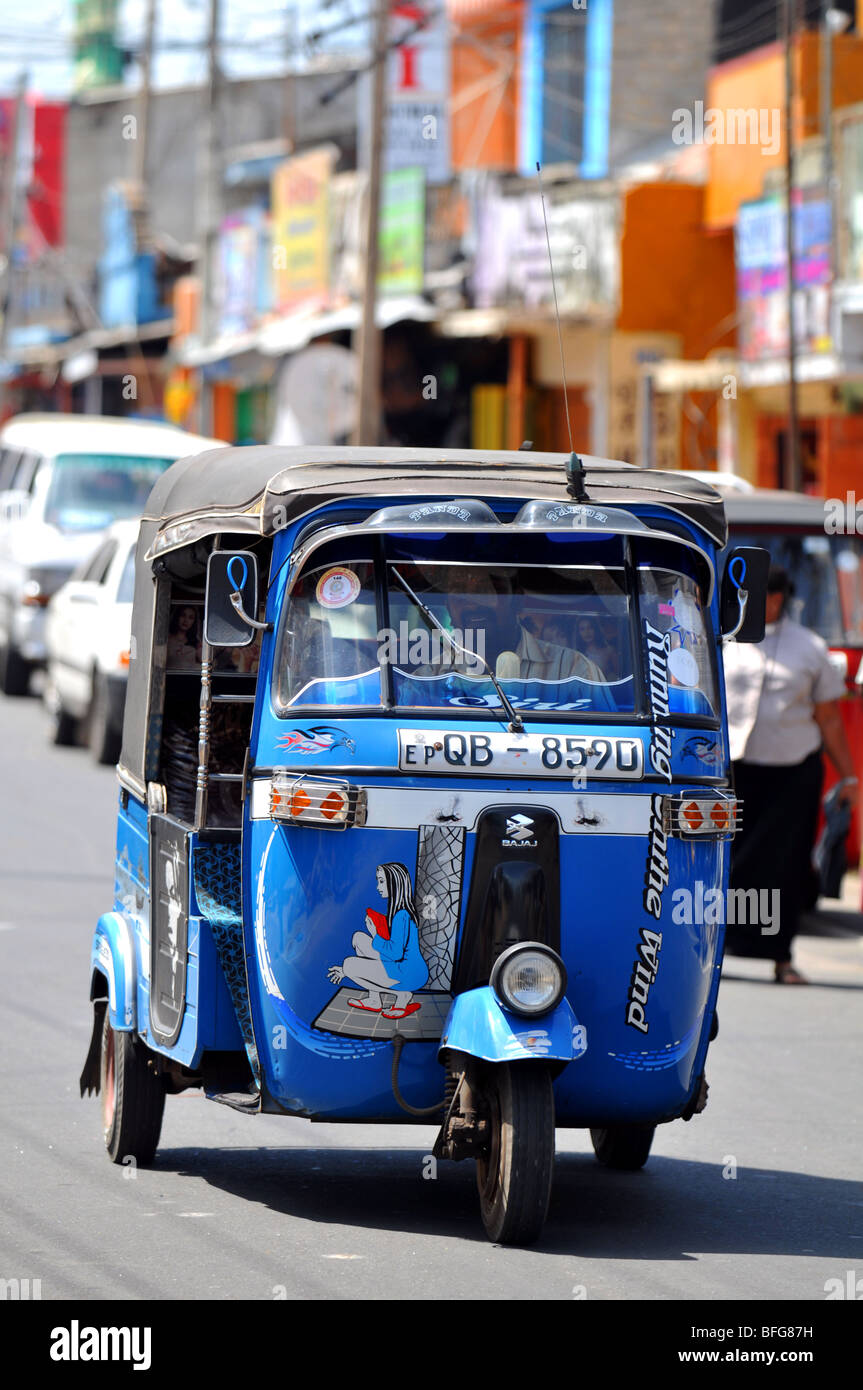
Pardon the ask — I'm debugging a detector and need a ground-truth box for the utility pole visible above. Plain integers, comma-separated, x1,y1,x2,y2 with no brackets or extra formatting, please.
821,7,851,286
352,2,389,446
283,1,297,155
132,0,157,243
196,0,221,428
0,71,28,379
784,0,802,493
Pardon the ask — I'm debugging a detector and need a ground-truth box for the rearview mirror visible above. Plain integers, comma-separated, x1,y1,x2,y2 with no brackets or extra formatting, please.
204,550,262,647
720,546,770,642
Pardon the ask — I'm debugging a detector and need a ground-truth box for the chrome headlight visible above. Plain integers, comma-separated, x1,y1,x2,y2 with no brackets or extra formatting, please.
490,943,567,1018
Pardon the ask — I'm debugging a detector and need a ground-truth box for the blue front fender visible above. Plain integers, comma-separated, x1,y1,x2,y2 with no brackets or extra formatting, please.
439,987,587,1064
90,912,137,1031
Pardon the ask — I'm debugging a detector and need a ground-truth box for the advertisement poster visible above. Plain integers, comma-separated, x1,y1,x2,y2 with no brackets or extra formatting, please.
736,193,832,359
472,189,620,316
378,167,425,293
270,148,334,313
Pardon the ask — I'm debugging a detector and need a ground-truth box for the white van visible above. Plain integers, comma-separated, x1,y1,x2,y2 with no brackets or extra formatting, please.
0,415,224,694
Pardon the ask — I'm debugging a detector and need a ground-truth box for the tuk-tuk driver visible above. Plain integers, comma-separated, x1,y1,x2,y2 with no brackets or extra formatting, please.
415,567,607,685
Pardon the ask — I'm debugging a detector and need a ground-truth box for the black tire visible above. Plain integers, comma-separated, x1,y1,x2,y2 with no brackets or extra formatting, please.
87,674,121,765
49,696,78,746
476,1063,555,1246
590,1124,655,1171
0,641,30,696
100,1012,165,1166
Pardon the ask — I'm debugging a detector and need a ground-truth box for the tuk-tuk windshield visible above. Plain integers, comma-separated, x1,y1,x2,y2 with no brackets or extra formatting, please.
387,560,634,713
274,534,718,723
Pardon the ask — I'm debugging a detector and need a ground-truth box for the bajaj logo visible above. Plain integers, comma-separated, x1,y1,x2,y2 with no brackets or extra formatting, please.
503,814,537,848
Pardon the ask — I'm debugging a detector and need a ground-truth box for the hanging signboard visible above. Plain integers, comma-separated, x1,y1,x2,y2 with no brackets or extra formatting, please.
379,167,425,293
217,214,258,337
270,148,334,313
736,193,832,360
471,188,619,317
358,2,451,186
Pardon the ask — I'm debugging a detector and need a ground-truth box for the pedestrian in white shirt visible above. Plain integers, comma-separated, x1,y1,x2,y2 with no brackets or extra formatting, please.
723,566,857,983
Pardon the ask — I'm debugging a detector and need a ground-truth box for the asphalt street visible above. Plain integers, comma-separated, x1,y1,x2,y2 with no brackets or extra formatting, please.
1,689,861,1301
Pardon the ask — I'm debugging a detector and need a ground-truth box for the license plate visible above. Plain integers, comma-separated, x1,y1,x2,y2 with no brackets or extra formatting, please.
398,729,644,779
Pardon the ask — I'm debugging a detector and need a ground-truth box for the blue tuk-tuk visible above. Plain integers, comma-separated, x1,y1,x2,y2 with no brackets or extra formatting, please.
80,446,767,1245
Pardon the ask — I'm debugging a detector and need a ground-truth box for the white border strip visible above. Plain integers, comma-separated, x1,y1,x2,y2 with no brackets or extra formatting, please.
250,779,651,835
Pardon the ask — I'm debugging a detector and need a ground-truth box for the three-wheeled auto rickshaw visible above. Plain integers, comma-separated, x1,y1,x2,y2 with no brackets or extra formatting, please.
80,446,767,1245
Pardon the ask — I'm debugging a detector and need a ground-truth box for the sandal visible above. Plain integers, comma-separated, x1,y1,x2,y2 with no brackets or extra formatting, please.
381,1002,422,1020
774,962,809,985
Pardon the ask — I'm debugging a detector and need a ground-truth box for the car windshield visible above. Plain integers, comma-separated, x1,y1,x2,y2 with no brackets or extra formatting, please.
728,528,863,647
43,454,173,531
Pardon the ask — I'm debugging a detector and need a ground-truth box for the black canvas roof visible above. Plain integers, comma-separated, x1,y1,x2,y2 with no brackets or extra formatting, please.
141,444,728,548
722,490,827,529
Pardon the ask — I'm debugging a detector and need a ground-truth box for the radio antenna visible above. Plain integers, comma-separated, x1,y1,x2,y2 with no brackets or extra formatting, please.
536,161,588,503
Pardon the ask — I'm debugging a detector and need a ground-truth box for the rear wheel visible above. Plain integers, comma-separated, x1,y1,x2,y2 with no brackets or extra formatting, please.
46,683,78,745
590,1124,655,1171
0,641,30,696
476,1063,555,1246
100,1013,165,1165
87,674,121,765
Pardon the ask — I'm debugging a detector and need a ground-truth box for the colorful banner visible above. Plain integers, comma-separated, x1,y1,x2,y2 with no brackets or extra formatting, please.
471,188,619,316
736,193,832,359
270,148,333,313
216,208,271,337
378,167,425,293
0,97,65,255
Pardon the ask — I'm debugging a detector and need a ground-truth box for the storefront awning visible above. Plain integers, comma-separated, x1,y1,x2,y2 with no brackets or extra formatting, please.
7,318,175,368
257,294,438,358
649,359,738,393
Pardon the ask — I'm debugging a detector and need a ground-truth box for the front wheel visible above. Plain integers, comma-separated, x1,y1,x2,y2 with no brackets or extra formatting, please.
590,1124,655,1171
476,1063,555,1246
100,1013,165,1165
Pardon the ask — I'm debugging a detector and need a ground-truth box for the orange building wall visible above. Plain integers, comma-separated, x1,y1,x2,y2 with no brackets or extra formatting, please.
705,33,863,230
451,5,522,170
617,183,736,359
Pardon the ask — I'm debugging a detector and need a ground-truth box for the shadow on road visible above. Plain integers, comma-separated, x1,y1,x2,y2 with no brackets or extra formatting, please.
720,971,863,991
149,1144,862,1259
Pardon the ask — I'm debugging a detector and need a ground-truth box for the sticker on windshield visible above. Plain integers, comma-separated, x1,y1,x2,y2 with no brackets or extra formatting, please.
667,646,699,688
316,566,361,609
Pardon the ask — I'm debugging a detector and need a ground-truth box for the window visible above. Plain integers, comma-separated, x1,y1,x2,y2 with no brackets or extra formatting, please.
78,540,117,584
638,567,719,720
275,559,381,708
274,552,634,715
540,5,586,166
729,529,853,647
117,545,136,604
386,560,631,714
0,448,22,491
10,451,40,494
43,454,174,530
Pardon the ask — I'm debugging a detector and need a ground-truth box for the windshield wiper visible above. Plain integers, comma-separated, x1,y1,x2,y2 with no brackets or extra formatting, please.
390,567,524,733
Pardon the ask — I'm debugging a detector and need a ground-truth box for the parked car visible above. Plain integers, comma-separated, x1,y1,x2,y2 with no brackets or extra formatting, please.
0,414,224,695
44,519,139,763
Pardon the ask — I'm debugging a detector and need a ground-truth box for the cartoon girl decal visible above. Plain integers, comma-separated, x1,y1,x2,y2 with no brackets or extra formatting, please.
327,862,429,1019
